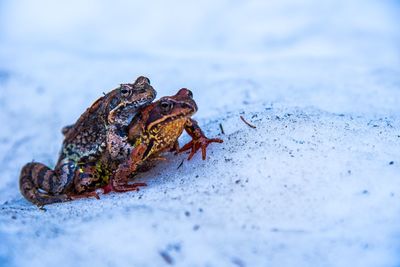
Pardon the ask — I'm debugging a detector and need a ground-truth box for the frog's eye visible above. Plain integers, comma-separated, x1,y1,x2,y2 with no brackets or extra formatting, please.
160,101,173,113
120,86,130,97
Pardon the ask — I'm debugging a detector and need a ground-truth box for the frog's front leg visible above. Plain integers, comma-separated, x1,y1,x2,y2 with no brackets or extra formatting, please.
179,119,223,160
109,143,148,192
170,141,180,153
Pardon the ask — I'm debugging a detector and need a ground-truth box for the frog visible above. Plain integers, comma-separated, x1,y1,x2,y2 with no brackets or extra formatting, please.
104,88,223,192
19,76,157,206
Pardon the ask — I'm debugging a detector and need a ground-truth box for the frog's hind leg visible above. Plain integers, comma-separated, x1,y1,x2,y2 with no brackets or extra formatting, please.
19,162,71,206
69,162,101,200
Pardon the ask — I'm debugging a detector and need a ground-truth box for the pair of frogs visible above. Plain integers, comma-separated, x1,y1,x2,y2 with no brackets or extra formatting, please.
20,76,222,206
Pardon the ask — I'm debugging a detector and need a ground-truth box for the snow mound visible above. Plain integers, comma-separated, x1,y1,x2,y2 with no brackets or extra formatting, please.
1,105,399,267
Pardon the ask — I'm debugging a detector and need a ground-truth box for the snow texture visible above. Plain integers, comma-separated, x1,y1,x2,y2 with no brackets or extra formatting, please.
0,0,399,266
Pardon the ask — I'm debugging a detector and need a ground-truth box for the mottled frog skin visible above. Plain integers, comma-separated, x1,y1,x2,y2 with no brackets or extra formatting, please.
19,76,156,206
105,88,223,192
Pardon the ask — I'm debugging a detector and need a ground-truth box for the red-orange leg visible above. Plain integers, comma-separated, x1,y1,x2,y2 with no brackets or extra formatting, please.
179,119,223,160
105,143,148,193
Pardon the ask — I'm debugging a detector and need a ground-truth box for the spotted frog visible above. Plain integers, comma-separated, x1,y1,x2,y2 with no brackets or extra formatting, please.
19,76,156,206
105,88,223,192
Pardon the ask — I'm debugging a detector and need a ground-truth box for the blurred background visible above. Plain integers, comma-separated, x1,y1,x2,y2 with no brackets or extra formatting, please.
0,2,400,266
0,0,399,200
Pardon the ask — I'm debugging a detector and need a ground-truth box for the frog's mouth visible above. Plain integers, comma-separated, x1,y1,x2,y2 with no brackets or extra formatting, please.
153,110,194,128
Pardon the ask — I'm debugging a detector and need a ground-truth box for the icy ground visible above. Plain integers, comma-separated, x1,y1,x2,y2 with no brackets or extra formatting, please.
0,0,400,266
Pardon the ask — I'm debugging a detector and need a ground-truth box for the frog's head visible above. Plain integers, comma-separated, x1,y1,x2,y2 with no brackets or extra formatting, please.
145,88,197,132
108,76,157,124
128,89,197,156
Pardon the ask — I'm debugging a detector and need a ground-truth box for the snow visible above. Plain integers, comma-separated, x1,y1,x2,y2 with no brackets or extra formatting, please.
0,0,399,266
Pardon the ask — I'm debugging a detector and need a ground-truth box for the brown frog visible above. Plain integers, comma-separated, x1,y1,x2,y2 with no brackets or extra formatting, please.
104,88,223,192
19,76,156,206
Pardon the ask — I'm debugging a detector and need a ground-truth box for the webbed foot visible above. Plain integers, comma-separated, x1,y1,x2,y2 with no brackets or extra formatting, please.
179,136,223,160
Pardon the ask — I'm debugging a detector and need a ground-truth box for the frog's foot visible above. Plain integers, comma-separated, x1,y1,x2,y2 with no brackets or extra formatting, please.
68,191,100,201
179,136,223,160
110,182,147,193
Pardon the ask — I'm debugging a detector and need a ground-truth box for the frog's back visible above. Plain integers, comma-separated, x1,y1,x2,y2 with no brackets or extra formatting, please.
61,90,118,162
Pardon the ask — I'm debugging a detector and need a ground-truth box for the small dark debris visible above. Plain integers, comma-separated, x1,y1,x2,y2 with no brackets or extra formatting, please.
219,123,225,135
347,170,352,174
177,160,184,169
362,190,369,195
389,161,394,165
184,211,190,217
193,225,200,231
11,215,17,220
235,179,241,184
195,175,199,178
225,158,233,162
198,208,203,213
159,251,174,265
39,206,47,212
240,115,257,129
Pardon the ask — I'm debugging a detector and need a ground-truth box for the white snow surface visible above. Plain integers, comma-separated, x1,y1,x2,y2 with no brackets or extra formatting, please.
0,1,399,266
